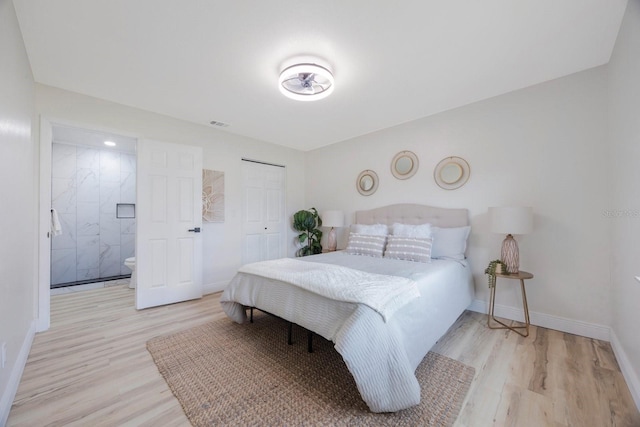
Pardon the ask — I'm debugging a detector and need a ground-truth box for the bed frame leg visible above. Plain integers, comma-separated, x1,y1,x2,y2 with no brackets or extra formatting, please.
287,322,293,345
250,307,254,323
307,331,313,353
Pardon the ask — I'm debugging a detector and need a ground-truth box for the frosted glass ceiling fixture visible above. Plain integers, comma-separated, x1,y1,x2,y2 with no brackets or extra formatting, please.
278,63,334,101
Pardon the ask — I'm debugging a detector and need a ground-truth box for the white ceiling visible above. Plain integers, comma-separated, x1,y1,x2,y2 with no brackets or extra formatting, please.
14,0,627,151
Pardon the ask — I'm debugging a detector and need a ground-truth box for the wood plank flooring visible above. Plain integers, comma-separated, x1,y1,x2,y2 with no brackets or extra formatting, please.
8,285,640,426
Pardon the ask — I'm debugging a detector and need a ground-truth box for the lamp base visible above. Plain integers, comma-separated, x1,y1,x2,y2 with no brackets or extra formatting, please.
501,234,519,274
327,227,337,252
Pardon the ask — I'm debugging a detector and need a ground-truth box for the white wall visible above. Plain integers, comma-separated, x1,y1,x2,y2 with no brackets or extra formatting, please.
35,84,307,293
0,0,37,423
305,66,611,329
608,0,640,408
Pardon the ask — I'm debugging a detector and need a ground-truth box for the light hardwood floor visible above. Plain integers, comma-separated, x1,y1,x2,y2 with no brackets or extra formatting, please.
8,285,640,426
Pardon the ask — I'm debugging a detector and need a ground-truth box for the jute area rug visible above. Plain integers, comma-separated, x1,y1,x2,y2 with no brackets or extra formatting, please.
147,312,474,426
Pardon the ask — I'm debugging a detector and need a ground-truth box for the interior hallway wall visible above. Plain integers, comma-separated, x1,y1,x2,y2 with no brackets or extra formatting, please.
0,0,37,423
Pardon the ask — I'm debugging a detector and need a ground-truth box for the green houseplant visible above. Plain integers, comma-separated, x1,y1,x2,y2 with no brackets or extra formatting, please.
293,208,323,256
484,259,507,288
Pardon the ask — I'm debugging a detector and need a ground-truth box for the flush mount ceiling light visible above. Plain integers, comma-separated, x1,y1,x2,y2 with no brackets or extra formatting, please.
278,63,334,101
104,140,116,147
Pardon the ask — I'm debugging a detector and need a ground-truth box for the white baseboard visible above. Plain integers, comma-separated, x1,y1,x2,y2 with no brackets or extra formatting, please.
0,320,35,427
468,299,611,341
610,330,640,411
203,279,229,295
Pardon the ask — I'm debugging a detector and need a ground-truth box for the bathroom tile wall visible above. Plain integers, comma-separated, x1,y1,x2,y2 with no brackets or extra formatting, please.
51,142,136,285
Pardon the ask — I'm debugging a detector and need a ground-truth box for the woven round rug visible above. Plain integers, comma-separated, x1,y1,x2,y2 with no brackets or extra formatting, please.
147,312,474,426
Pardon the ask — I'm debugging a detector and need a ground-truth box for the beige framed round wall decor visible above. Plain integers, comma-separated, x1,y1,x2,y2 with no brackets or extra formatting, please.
434,156,470,190
356,170,379,196
391,150,419,180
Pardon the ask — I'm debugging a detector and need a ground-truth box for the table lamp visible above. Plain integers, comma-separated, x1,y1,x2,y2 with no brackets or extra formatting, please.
321,210,344,252
489,206,533,274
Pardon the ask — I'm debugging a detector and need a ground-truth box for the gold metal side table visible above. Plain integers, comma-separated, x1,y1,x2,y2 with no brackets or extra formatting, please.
488,271,533,337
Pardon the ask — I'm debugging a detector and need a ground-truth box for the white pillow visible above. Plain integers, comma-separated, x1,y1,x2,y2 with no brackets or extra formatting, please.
431,226,471,260
345,233,387,258
391,223,432,239
350,223,389,236
384,236,432,263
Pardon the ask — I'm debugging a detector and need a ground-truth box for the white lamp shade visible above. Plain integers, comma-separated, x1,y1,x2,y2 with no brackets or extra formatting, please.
489,206,533,235
321,210,344,228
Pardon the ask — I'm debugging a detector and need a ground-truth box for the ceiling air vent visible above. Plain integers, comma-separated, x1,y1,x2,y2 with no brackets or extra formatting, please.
209,120,229,128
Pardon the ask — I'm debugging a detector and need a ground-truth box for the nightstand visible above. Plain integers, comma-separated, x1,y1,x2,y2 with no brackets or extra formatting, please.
487,270,533,337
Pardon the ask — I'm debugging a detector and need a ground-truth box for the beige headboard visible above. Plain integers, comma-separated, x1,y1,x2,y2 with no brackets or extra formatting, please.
355,203,468,228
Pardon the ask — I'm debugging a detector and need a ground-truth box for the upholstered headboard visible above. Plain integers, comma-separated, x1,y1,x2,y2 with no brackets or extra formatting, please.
355,204,468,228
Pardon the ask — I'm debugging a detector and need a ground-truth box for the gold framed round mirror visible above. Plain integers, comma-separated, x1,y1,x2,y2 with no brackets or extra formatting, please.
391,151,419,180
434,156,470,190
356,170,379,196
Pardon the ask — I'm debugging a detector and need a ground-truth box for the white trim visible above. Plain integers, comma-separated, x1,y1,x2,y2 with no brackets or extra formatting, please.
36,116,52,332
0,321,35,426
610,330,640,411
203,279,229,295
468,299,611,341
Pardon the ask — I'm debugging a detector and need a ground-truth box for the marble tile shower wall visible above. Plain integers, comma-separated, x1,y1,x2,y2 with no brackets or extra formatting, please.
51,143,136,285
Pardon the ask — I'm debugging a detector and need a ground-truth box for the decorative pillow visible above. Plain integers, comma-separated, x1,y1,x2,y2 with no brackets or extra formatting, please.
391,222,432,239
431,226,471,260
350,223,389,236
384,236,432,263
345,233,387,257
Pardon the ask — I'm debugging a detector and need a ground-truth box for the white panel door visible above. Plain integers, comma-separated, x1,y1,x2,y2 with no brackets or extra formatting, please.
242,161,285,264
136,139,203,309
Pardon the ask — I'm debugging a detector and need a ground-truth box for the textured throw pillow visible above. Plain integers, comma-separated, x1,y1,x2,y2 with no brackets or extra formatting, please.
384,236,432,263
390,223,432,239
345,233,387,257
349,223,389,236
431,226,471,260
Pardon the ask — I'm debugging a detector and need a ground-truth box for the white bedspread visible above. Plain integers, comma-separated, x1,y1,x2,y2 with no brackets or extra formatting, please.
238,258,419,322
221,252,474,413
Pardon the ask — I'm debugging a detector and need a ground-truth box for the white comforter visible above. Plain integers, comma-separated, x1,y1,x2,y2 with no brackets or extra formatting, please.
238,258,420,322
220,252,474,413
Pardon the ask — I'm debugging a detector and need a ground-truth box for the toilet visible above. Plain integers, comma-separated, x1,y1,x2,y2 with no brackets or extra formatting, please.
124,257,136,289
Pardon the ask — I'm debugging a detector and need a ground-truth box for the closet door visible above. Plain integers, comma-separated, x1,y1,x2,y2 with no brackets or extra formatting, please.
242,160,286,265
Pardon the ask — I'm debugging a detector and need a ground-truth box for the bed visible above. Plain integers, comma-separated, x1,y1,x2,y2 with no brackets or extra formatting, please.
220,203,474,412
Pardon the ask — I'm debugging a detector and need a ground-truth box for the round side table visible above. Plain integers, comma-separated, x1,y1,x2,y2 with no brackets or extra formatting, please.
487,270,533,337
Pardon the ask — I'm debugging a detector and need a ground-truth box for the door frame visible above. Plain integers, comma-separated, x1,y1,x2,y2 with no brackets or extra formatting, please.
36,117,139,332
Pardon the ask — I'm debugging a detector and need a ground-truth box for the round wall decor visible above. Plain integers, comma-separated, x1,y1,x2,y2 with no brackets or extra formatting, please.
391,150,419,180
434,156,470,190
356,170,379,196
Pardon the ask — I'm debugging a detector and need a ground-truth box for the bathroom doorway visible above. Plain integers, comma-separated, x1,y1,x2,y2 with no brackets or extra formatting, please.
49,124,137,293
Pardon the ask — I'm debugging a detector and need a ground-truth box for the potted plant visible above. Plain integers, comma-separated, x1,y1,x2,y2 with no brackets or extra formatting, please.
293,208,323,256
484,259,507,288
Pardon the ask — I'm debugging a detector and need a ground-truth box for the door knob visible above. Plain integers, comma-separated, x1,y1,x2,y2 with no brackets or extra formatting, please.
188,227,201,233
